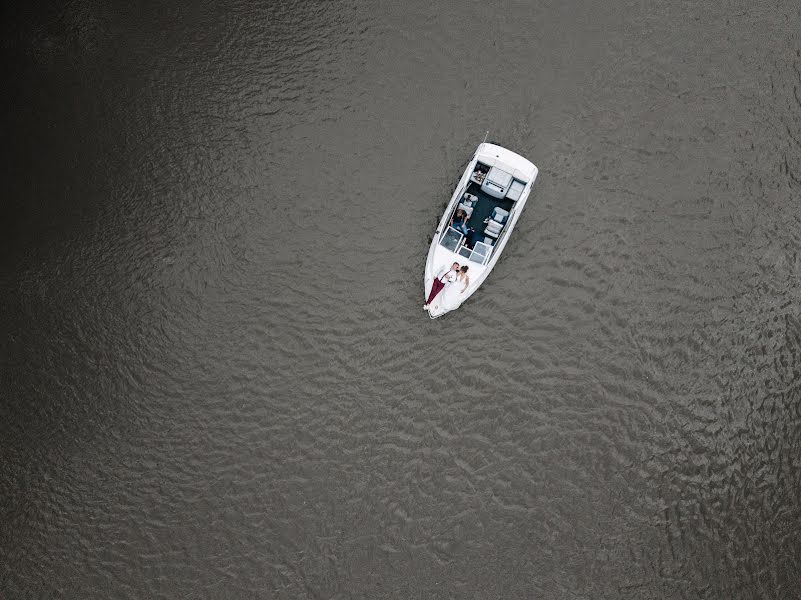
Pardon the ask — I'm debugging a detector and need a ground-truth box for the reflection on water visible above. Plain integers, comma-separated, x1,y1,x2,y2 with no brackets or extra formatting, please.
2,1,801,598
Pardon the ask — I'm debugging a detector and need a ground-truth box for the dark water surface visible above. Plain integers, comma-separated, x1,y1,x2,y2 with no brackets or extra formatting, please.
3,1,801,598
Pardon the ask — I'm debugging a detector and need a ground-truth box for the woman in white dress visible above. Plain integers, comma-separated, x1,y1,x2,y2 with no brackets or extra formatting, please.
440,265,469,311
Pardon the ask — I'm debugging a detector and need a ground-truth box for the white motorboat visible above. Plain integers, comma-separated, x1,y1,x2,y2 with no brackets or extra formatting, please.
423,142,538,318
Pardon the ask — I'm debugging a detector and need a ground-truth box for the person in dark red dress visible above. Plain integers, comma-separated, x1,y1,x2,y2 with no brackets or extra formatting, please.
424,262,459,310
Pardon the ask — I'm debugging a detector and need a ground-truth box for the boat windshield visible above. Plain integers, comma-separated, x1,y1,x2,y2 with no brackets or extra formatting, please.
440,227,463,252
443,227,493,265
469,241,492,265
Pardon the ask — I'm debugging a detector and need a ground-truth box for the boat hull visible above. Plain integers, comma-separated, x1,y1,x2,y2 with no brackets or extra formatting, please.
424,143,538,318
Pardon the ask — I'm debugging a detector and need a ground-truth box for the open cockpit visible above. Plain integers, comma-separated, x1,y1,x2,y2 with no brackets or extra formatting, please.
438,161,528,265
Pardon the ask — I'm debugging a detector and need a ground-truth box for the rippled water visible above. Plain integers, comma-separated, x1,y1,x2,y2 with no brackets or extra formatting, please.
2,1,801,598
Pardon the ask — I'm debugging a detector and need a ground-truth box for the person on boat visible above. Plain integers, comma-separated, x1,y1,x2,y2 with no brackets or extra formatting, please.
449,208,469,235
464,227,479,249
439,265,470,311
424,262,459,310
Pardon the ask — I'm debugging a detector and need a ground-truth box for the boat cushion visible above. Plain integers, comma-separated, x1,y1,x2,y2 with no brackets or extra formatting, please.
484,220,503,237
481,167,514,198
506,179,525,201
491,207,509,223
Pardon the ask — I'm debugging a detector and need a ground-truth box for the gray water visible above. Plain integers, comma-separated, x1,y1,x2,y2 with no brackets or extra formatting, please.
2,1,801,598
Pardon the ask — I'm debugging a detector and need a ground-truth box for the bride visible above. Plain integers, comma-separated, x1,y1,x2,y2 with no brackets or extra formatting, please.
440,265,470,311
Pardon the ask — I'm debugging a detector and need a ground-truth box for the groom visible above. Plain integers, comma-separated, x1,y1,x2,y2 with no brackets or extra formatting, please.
424,262,459,310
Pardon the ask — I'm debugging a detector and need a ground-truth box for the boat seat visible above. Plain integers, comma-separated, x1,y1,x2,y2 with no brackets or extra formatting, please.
506,180,525,201
484,219,503,238
458,193,477,218
490,207,509,223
